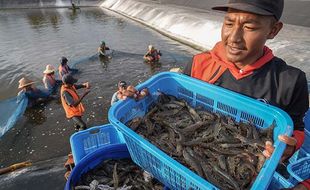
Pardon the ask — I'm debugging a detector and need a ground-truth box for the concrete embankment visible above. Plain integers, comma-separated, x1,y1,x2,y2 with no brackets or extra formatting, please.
143,0,310,28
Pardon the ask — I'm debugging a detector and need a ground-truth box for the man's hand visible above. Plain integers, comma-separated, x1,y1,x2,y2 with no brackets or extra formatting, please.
83,82,90,89
263,135,296,162
73,89,91,107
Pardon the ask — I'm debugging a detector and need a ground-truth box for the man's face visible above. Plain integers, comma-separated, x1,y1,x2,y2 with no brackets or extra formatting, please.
221,9,280,67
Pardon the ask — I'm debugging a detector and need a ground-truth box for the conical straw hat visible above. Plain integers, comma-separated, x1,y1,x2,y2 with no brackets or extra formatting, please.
18,77,35,89
43,64,55,74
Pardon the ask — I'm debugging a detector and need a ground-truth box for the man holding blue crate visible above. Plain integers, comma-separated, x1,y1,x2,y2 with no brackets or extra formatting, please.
174,0,310,188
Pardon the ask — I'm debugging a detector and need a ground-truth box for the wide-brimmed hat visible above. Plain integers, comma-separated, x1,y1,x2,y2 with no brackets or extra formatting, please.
18,77,35,89
43,64,55,74
212,0,284,20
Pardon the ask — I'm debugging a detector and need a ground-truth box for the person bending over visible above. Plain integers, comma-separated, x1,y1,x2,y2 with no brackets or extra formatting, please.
18,77,52,107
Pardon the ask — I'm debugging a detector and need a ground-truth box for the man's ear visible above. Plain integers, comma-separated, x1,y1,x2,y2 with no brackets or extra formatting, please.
268,21,283,39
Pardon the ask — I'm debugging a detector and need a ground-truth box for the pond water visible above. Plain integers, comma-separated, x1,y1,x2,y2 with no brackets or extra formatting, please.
0,7,196,169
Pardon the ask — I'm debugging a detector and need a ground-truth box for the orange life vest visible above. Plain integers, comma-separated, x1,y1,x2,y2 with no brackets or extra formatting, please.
191,42,274,84
60,85,85,118
191,52,226,84
43,74,56,89
59,65,69,79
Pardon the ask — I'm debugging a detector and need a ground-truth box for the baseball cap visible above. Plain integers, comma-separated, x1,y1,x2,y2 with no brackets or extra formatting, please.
212,0,284,20
118,81,127,88
62,74,78,85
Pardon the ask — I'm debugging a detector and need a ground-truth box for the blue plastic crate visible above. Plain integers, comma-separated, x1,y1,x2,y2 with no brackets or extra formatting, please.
289,149,310,164
166,172,294,190
298,129,310,159
65,144,168,190
289,150,300,164
108,72,294,190
287,156,310,185
65,144,130,190
298,147,310,159
268,172,293,190
70,124,125,164
289,109,310,161
298,109,310,158
305,109,310,131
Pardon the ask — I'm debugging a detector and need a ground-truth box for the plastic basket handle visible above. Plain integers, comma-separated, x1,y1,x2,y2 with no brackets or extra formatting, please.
89,128,100,134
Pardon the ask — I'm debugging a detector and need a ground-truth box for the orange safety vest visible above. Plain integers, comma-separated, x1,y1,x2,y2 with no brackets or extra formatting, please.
59,65,69,79
43,74,56,89
60,85,85,118
191,52,226,84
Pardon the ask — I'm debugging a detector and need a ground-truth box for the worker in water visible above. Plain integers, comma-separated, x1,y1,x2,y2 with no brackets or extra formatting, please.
60,74,90,132
70,0,79,10
111,81,149,105
71,3,76,10
18,77,52,107
42,64,62,94
98,41,110,57
58,56,78,79
143,45,162,62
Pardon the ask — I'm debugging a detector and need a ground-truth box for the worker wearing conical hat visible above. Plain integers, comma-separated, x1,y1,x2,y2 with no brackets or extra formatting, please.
18,77,50,107
42,64,62,94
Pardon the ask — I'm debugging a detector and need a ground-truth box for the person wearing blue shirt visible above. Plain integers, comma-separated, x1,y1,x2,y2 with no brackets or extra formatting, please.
18,77,51,107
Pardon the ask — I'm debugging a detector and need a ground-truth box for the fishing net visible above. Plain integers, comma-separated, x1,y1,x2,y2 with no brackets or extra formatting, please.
0,53,98,138
0,92,28,138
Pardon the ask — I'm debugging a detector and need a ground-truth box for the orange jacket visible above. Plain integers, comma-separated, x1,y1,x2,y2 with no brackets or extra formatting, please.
60,85,84,118
191,41,305,150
